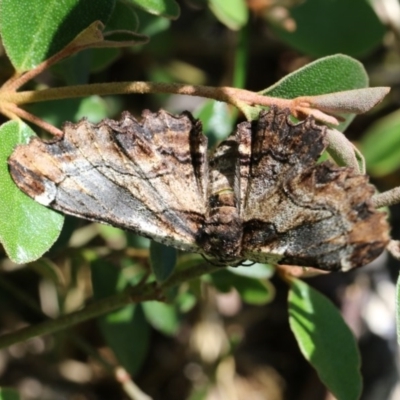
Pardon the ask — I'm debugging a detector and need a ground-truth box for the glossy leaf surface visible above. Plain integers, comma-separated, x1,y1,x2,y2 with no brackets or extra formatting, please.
91,259,150,375
271,0,385,57
129,0,180,19
260,54,369,130
288,279,361,400
150,240,177,282
0,121,64,263
360,109,400,177
208,0,248,30
0,0,115,71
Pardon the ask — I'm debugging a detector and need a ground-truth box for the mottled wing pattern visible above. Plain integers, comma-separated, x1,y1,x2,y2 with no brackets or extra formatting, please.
9,107,389,271
9,110,207,252
240,108,389,271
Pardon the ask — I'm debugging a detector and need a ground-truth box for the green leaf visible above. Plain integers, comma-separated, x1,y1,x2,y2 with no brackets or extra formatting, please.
263,55,368,99
150,241,177,282
26,96,111,128
288,279,361,400
360,109,400,177
210,270,273,305
0,388,20,400
97,224,127,250
396,273,400,346
107,0,139,33
101,0,148,44
194,100,234,146
52,0,141,80
129,0,180,19
176,290,197,313
91,259,150,375
89,48,121,73
74,96,110,122
270,0,385,57
228,263,274,280
261,54,369,130
99,304,150,375
50,215,80,252
234,276,273,305
0,121,64,263
142,300,179,335
232,24,249,89
208,0,248,30
135,6,170,37
30,258,64,286
51,50,92,85
91,258,134,298
0,0,115,71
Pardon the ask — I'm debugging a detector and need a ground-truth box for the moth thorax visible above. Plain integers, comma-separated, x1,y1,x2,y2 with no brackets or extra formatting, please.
209,190,236,209
199,189,243,263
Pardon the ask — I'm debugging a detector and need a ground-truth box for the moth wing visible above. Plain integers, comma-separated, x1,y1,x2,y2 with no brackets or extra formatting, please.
240,107,389,271
9,111,208,252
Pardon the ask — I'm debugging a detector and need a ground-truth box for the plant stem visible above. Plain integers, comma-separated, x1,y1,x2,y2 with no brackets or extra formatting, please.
0,262,218,349
5,104,63,136
372,187,400,208
5,81,293,111
0,272,153,399
0,284,153,349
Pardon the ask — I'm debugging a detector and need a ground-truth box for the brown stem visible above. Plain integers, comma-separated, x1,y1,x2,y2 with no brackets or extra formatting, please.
372,187,400,208
3,50,76,92
0,283,156,349
1,71,25,91
1,28,95,92
115,368,152,400
5,82,293,110
5,104,63,136
0,262,218,349
0,273,151,399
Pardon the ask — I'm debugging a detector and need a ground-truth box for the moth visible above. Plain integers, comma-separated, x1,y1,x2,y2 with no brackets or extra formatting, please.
8,107,389,271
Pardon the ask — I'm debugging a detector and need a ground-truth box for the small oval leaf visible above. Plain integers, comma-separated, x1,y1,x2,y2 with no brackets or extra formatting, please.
396,273,400,346
210,270,273,305
288,279,362,400
91,259,150,375
142,300,179,335
270,0,385,57
0,0,115,71
150,240,177,282
130,0,180,19
228,263,274,280
261,54,370,131
0,388,20,400
306,87,390,115
208,0,248,30
360,109,400,177
263,54,369,99
194,100,234,145
0,121,64,263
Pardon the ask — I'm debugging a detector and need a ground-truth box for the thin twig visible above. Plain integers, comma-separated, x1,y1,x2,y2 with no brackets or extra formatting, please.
387,240,400,260
372,187,400,208
2,46,78,92
116,367,153,400
0,284,154,349
0,273,152,399
0,262,217,349
5,82,293,110
4,103,63,136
